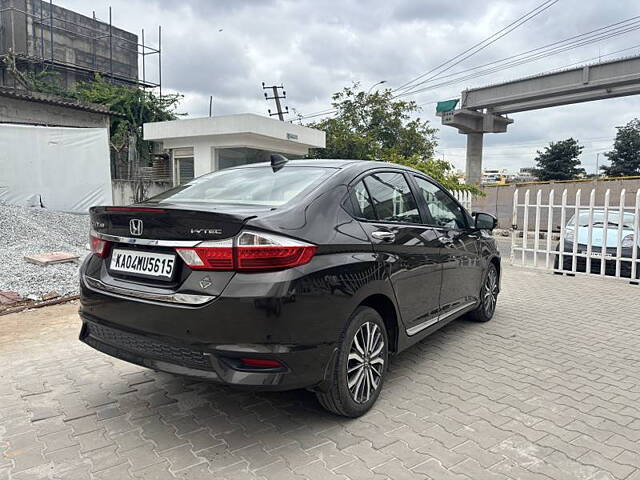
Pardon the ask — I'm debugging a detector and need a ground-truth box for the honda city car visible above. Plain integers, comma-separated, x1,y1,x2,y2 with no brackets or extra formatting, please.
79,157,501,417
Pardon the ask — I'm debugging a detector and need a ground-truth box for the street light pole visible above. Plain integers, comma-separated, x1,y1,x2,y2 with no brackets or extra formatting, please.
367,80,387,93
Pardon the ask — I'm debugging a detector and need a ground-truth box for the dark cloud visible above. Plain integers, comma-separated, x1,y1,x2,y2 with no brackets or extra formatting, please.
391,0,490,23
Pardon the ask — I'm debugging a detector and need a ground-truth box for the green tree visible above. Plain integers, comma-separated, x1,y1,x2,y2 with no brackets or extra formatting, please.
74,76,182,163
305,84,475,192
307,83,437,162
386,153,476,193
533,138,585,181
601,119,640,177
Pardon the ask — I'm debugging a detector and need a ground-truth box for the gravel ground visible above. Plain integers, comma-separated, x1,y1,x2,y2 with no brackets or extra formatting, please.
0,203,90,298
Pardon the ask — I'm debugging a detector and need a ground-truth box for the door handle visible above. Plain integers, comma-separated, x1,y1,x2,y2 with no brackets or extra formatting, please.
371,231,395,242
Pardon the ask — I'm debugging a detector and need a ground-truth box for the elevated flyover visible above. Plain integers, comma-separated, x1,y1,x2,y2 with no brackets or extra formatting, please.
440,55,640,184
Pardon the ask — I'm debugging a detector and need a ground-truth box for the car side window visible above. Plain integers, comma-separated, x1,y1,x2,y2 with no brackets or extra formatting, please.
413,176,467,229
350,181,377,220
362,172,421,224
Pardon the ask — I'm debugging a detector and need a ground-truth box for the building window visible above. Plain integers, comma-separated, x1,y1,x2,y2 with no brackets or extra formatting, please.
173,148,195,185
216,147,289,170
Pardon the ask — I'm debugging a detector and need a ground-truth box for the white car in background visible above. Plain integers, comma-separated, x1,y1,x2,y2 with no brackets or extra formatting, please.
555,210,639,278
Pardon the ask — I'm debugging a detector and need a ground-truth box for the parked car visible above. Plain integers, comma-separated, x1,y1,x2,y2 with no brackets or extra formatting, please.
79,157,500,417
555,209,639,278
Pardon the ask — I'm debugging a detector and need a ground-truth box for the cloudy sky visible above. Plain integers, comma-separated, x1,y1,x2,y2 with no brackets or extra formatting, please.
56,0,640,174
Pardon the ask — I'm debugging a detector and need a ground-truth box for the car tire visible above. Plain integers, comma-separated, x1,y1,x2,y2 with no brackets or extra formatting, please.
316,306,388,417
467,263,499,323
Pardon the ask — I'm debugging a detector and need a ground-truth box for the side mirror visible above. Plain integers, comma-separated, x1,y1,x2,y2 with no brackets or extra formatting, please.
472,212,497,231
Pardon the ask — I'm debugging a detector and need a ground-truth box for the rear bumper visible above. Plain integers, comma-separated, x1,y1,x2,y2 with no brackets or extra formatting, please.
78,269,344,391
79,311,336,391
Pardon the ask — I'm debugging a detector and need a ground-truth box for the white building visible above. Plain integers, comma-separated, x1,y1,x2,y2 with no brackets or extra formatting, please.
143,114,326,185
481,167,537,184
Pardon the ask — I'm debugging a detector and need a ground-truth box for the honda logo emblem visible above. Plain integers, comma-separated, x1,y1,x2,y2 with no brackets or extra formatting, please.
129,219,143,236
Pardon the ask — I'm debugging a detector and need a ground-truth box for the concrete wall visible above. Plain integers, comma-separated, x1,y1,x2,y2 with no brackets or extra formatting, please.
472,178,640,230
0,0,138,88
0,94,110,127
112,179,172,206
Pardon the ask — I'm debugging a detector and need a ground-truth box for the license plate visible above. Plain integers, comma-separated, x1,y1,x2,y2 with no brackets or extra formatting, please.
581,250,613,259
110,249,176,279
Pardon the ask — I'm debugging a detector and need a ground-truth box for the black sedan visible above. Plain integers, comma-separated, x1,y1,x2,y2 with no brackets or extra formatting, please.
79,157,501,417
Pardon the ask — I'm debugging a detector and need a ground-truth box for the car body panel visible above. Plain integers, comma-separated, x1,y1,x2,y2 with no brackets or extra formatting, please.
435,227,484,314
358,221,443,332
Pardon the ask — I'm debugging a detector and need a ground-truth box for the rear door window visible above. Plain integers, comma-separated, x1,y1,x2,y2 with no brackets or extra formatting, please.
413,176,467,229
350,181,377,220
362,172,421,224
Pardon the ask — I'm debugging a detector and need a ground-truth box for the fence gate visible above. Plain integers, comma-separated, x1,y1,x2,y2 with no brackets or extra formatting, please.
510,187,640,283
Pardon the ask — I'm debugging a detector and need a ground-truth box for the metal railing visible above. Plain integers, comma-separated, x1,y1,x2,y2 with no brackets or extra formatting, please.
452,190,473,212
511,187,640,282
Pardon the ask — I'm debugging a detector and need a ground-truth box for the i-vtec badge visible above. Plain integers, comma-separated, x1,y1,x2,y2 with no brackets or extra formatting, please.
190,228,223,235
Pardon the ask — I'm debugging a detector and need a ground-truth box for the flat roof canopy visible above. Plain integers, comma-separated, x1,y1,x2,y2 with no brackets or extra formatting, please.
143,113,325,155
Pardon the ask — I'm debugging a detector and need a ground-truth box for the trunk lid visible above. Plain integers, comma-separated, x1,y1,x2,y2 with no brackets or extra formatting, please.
90,204,268,241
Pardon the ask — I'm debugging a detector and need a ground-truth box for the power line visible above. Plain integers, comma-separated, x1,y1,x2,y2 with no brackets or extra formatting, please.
411,43,640,106
297,17,640,121
393,0,559,94
298,2,560,121
396,15,640,98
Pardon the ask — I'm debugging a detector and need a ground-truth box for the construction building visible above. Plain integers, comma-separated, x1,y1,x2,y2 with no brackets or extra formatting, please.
0,0,159,90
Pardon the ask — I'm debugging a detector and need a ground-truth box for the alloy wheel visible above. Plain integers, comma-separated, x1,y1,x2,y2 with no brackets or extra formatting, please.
483,267,498,316
347,321,385,404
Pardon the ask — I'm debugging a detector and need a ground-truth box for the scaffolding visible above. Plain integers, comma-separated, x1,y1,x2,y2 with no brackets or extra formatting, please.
0,0,161,92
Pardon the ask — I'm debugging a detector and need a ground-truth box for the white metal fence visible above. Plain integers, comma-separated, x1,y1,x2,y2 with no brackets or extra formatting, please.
452,190,473,212
511,187,640,282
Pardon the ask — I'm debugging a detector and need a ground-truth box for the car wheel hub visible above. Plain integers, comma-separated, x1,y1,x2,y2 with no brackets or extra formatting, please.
483,268,498,316
347,321,385,404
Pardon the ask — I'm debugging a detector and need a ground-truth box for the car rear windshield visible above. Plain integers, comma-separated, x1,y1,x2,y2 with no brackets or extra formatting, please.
152,165,335,206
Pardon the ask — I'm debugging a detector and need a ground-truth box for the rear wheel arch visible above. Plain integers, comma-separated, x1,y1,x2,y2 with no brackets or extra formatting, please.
358,294,399,353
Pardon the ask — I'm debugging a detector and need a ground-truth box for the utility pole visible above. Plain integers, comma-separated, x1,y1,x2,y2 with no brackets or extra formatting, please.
209,96,213,117
262,83,289,121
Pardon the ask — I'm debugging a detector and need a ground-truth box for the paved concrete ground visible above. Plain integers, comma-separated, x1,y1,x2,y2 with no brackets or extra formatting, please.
1,266,640,480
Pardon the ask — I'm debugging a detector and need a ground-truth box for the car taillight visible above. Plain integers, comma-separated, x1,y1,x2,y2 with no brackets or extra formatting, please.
90,235,110,258
176,239,234,270
235,231,317,271
175,231,317,272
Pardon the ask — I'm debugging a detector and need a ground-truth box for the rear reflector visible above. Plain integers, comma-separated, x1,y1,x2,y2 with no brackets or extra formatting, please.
90,235,110,258
175,231,316,272
239,358,283,368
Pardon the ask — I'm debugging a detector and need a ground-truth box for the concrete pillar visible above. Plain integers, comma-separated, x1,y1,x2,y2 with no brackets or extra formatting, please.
466,132,484,185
